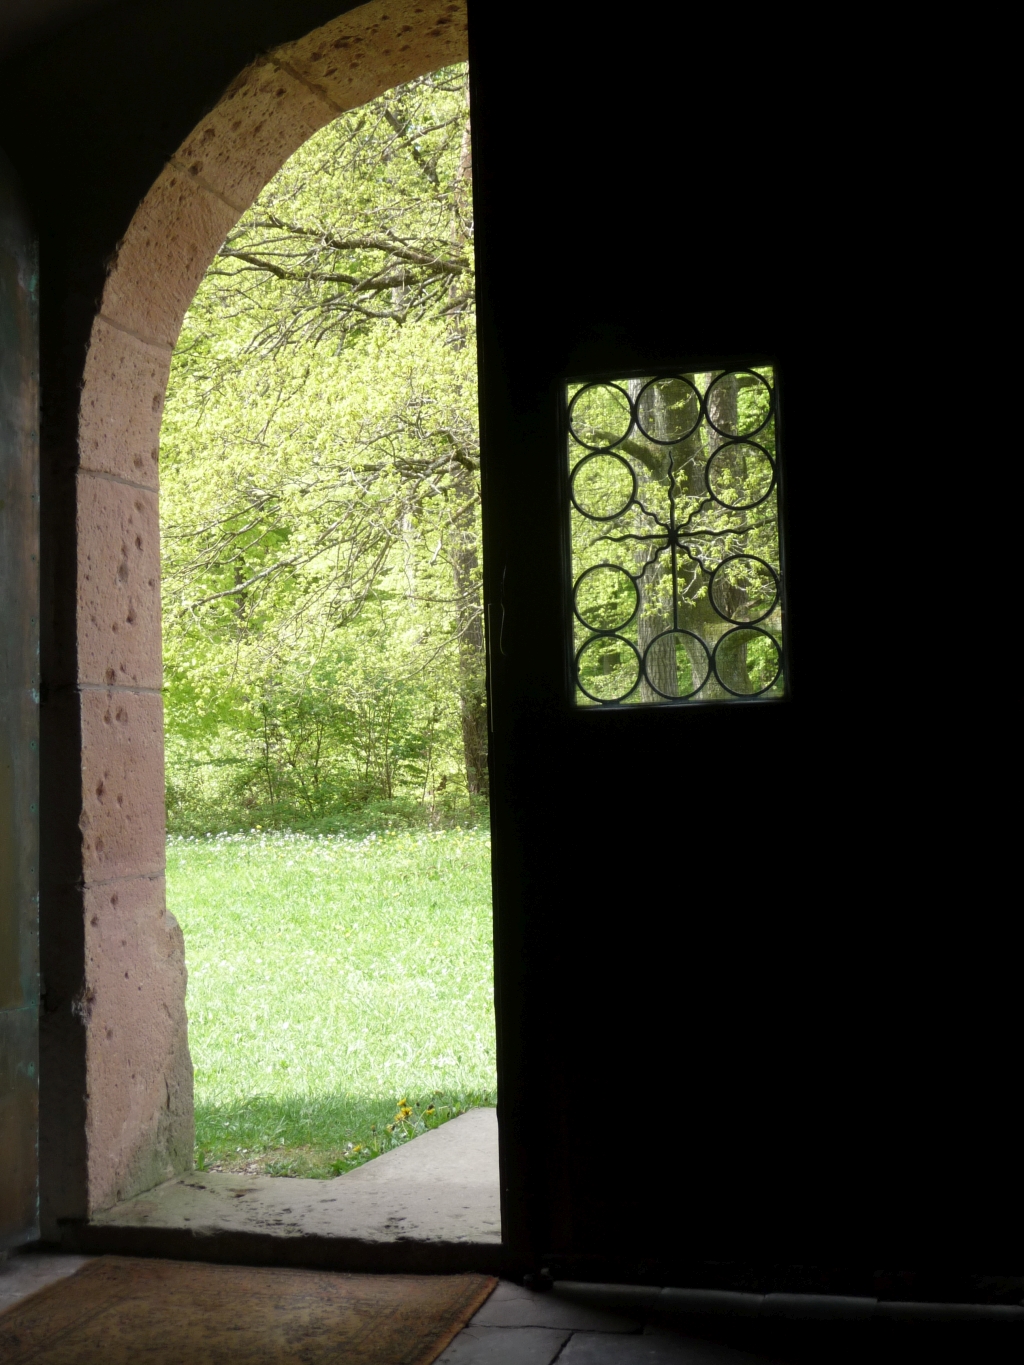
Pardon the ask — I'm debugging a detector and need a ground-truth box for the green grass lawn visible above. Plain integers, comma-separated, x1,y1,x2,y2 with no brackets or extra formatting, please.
166,826,496,1178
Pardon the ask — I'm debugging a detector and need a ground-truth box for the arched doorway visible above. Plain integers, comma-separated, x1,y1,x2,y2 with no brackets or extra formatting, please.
70,0,468,1219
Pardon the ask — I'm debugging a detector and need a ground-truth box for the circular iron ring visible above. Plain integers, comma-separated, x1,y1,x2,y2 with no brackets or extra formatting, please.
568,381,634,450
711,627,782,697
641,629,712,700
704,369,774,440
570,451,637,522
575,634,642,704
705,440,777,511
634,375,703,445
573,563,640,633
708,555,780,625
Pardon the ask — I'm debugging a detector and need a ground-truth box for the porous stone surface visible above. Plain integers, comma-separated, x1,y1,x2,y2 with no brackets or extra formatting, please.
78,318,169,487
100,166,239,349
79,688,164,883
77,475,161,691
172,58,334,212
275,0,468,116
82,876,192,1212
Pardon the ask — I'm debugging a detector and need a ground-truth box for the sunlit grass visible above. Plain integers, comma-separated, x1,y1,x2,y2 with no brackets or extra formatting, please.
166,826,496,1178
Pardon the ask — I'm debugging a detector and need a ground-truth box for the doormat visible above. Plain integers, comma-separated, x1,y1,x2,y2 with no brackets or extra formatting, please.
0,1256,496,1364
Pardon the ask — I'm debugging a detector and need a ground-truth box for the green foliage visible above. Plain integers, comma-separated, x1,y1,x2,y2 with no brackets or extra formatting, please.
161,66,484,829
169,826,496,1176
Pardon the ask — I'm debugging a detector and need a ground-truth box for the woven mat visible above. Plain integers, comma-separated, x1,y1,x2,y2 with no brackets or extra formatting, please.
0,1256,496,1364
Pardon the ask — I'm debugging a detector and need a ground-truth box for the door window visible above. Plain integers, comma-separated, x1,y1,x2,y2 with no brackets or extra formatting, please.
567,367,785,705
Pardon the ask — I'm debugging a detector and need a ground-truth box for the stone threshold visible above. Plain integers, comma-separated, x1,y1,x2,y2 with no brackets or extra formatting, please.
61,1107,507,1275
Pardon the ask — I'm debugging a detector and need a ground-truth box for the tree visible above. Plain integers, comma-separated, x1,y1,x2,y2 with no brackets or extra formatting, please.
160,66,487,826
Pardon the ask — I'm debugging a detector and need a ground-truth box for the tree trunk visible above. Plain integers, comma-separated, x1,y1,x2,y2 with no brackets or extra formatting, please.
450,483,489,795
629,379,675,701
699,371,747,695
448,105,488,794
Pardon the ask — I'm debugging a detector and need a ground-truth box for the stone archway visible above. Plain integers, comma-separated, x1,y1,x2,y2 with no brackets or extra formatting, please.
72,0,468,1217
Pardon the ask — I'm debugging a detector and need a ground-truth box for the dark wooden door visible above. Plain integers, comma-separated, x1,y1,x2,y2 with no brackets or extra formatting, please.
1,148,40,1251
468,4,1017,1294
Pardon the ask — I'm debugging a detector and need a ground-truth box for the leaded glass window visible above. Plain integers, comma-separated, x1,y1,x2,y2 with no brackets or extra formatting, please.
567,367,785,706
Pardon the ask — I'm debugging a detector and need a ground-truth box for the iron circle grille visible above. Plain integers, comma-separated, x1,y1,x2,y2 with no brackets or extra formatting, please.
567,381,634,449
641,629,712,700
573,562,640,633
705,440,777,511
575,634,643,703
566,365,785,707
711,626,782,696
704,369,774,439
570,451,638,522
708,555,780,625
634,375,703,445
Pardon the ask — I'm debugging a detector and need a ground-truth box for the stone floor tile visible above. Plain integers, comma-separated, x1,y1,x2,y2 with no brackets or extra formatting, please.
559,1329,778,1363
472,1290,639,1332
486,1281,549,1303
0,1253,93,1313
435,1325,571,1363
